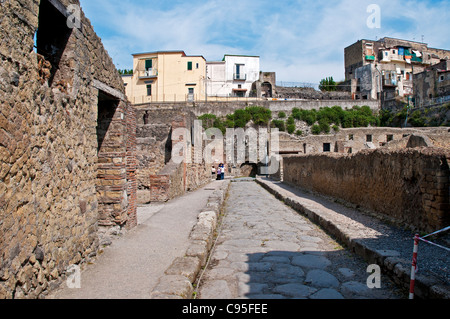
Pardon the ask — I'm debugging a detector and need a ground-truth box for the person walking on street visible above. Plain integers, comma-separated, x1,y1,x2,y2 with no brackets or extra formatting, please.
219,163,225,180
216,165,221,180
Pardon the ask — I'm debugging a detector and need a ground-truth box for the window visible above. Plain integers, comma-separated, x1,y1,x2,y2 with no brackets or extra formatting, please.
323,143,331,152
235,64,245,80
349,134,354,141
387,135,393,142
196,63,199,69
366,135,373,142
187,61,193,70
146,84,152,96
145,59,152,70
187,88,194,101
36,0,73,87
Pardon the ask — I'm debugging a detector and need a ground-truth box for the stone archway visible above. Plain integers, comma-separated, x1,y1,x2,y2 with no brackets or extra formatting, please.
239,162,258,177
261,82,273,98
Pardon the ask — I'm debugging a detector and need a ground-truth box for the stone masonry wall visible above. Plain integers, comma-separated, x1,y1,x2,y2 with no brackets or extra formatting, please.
0,0,136,298
147,116,211,202
282,148,450,234
136,107,210,203
138,99,380,118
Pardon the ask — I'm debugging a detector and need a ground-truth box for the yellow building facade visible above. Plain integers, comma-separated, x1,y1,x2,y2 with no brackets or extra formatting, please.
123,51,207,104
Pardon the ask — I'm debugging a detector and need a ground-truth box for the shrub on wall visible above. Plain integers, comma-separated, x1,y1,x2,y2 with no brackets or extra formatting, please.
311,125,321,135
272,119,286,132
287,124,296,134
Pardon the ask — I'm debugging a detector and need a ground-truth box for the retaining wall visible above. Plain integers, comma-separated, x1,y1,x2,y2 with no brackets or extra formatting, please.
282,148,450,233
136,99,380,118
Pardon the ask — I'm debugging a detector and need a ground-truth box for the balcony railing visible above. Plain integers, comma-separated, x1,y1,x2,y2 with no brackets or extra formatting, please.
138,68,158,79
233,73,247,81
383,78,397,86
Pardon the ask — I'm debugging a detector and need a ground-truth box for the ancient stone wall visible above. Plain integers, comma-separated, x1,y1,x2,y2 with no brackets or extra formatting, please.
273,86,352,100
136,107,210,203
0,0,136,298
282,148,450,233
138,99,380,118
283,127,449,155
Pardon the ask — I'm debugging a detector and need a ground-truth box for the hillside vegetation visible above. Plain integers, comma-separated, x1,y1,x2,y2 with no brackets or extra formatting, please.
198,104,450,136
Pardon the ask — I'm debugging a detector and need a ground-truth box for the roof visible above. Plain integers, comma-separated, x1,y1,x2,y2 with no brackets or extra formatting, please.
132,50,206,60
222,54,260,61
206,60,226,64
132,50,185,56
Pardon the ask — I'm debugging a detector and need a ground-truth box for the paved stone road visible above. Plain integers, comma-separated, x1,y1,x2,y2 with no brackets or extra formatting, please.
197,180,405,299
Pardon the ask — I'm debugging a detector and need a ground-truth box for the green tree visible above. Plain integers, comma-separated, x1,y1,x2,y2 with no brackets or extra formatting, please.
118,69,133,75
271,119,285,132
319,76,337,92
286,116,295,125
409,110,426,127
287,124,296,134
233,109,252,127
198,114,217,129
318,118,330,134
311,125,321,135
246,106,272,125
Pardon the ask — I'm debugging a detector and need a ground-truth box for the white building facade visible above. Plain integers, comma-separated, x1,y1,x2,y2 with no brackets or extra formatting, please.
206,55,260,98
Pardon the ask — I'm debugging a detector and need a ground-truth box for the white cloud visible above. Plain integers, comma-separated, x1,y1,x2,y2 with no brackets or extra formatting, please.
80,0,450,84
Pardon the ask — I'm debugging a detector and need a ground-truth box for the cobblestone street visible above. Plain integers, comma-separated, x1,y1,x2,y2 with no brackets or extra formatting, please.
198,180,405,299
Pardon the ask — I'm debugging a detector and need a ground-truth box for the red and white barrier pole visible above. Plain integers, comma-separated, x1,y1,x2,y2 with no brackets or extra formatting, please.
409,234,419,299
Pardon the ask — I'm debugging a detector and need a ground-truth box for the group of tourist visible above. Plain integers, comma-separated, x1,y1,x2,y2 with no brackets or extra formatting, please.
212,163,225,180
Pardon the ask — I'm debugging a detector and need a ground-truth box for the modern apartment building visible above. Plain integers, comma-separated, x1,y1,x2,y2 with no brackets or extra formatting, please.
122,52,262,103
122,51,207,104
344,37,450,108
206,54,260,98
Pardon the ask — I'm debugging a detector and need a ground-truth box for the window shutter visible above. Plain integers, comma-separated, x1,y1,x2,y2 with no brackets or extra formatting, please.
187,61,192,70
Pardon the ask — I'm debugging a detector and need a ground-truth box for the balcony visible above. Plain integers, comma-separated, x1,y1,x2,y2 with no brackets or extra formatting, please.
138,68,158,79
383,78,397,87
233,73,247,81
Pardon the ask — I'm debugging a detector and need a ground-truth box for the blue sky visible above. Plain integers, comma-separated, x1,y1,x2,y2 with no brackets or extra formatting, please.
79,0,450,85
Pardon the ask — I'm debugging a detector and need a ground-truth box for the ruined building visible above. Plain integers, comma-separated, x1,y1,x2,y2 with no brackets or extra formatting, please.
0,0,137,298
344,37,450,108
414,59,450,108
